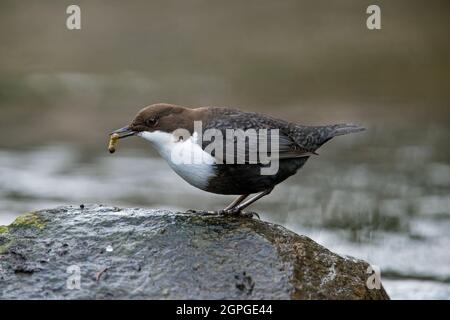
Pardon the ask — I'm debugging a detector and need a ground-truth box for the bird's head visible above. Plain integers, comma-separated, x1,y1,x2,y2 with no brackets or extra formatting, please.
109,103,200,150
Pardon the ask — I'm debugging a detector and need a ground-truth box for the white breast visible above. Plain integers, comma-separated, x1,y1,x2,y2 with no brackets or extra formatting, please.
138,130,215,190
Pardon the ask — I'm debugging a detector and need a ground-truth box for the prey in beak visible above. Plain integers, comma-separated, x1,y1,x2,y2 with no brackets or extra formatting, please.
108,126,135,153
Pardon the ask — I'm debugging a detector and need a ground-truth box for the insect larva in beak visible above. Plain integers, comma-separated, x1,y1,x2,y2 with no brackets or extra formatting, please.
108,133,120,154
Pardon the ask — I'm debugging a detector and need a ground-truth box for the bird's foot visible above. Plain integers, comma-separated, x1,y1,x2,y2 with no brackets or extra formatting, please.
218,208,260,219
186,208,260,219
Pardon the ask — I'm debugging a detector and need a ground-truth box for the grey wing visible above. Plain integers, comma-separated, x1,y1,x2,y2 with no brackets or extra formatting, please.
201,108,314,164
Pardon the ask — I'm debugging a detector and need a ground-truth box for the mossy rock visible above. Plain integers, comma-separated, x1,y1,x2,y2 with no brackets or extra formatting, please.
0,205,389,299
0,225,8,234
9,211,45,229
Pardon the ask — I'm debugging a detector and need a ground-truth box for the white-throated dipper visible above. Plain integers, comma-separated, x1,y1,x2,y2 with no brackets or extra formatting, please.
110,103,364,216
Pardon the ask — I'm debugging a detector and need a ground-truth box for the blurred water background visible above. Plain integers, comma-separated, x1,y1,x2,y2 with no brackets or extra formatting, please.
0,0,449,299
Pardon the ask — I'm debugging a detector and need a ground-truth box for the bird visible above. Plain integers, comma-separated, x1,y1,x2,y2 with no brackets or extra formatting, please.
110,103,364,216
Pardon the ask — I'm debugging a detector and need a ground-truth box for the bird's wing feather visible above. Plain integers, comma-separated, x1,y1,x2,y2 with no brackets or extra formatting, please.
201,108,313,164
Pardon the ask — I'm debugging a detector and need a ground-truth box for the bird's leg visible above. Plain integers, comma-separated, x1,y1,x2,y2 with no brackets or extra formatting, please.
233,188,273,212
223,194,250,211
223,188,274,218
187,195,249,216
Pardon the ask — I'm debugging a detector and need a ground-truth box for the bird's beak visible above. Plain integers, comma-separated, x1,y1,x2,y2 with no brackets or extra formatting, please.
110,126,136,139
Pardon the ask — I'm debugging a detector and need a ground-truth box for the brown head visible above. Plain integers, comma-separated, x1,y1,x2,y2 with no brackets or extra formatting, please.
110,103,202,139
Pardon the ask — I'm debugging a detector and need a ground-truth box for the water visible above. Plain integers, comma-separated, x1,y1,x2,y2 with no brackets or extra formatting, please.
1,124,448,299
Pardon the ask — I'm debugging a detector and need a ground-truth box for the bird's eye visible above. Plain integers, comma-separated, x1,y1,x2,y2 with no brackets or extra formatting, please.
145,118,158,127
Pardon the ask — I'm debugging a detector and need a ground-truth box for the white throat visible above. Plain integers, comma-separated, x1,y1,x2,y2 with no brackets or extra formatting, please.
137,130,215,190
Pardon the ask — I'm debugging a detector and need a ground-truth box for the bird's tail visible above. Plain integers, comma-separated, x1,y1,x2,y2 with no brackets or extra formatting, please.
327,123,366,137
297,123,365,151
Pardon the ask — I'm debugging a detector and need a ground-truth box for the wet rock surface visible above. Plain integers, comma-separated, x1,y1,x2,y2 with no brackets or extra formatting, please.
0,205,389,299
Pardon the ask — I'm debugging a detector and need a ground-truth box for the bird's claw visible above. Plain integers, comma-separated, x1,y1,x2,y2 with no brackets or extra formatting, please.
186,208,260,219
218,208,260,219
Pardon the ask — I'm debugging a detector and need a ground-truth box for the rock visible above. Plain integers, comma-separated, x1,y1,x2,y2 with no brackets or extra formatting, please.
0,205,389,299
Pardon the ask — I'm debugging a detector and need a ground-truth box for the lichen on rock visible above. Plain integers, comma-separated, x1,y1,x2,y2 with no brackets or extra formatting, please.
0,225,8,234
9,211,45,229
